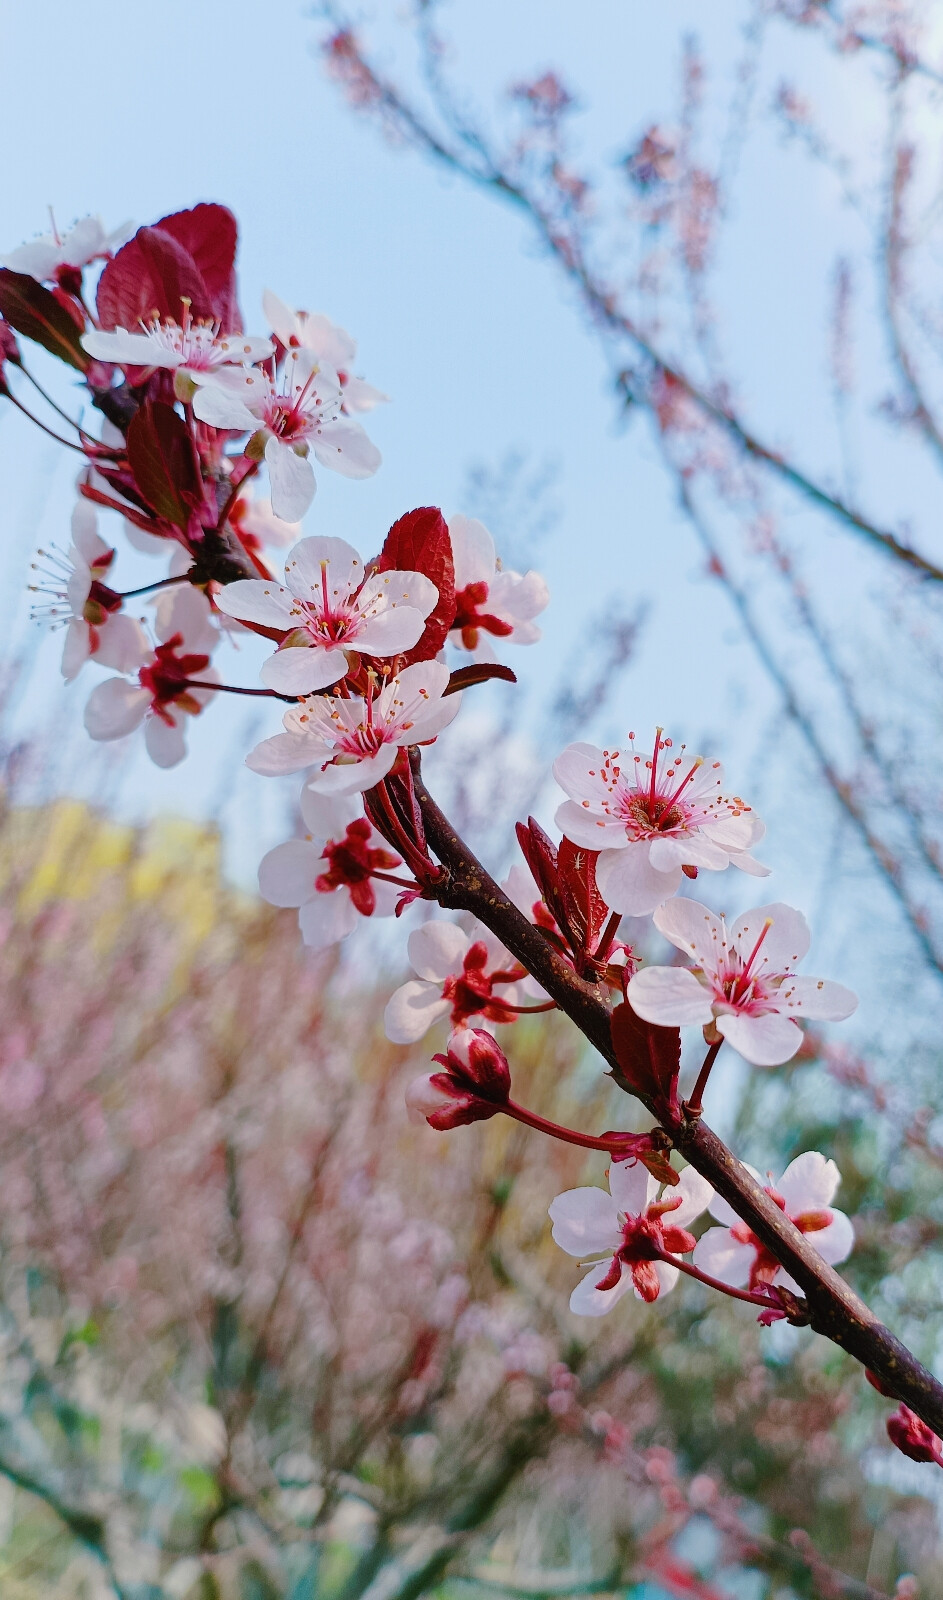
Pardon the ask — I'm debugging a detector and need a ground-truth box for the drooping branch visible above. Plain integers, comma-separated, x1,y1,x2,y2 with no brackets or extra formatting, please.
407,750,943,1437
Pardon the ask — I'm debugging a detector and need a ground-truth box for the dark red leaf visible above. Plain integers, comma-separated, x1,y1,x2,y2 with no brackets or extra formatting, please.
377,507,456,665
444,663,517,696
0,269,89,371
126,401,204,530
96,226,211,330
557,837,609,954
611,1000,681,1118
515,818,570,937
154,204,242,332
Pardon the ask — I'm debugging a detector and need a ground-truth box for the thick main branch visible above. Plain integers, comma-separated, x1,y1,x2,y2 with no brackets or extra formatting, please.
408,753,943,1437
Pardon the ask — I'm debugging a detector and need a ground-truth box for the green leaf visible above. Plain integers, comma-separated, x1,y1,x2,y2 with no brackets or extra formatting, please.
0,269,89,371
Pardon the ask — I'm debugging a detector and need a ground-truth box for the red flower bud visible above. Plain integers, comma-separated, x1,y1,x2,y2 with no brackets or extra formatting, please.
886,1404,943,1466
408,1028,512,1132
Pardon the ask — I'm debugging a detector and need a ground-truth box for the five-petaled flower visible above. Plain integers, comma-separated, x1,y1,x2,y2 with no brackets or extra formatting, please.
692,1151,854,1294
627,898,857,1066
2,214,128,284
82,307,272,393
32,502,148,682
192,346,380,521
263,290,388,413
405,1026,511,1130
84,586,220,768
385,920,529,1045
246,660,460,792
549,1161,713,1314
215,535,438,695
258,788,404,949
448,514,549,660
553,729,768,916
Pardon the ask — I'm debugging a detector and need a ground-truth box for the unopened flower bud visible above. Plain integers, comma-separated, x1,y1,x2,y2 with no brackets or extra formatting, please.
444,1027,511,1101
407,1028,512,1133
886,1404,943,1466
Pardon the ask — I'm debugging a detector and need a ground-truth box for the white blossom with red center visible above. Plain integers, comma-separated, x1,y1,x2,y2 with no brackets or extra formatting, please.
246,660,460,792
214,535,438,695
263,289,388,413
627,898,858,1066
82,308,273,386
692,1152,854,1294
1,213,129,283
258,788,403,950
384,920,531,1045
192,347,380,521
553,729,769,916
549,1161,714,1315
447,514,549,661
31,502,148,682
83,586,220,768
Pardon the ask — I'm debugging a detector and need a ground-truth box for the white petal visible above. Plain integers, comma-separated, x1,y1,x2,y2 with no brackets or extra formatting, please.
554,799,628,851
298,889,359,949
569,1259,633,1317
70,499,106,561
342,375,388,412
191,382,259,431
670,1165,714,1228
262,288,299,345
692,1229,755,1288
653,898,727,970
261,646,347,695
84,677,150,740
214,579,294,629
716,1010,803,1066
730,903,811,974
144,712,188,768
285,536,363,601
448,514,496,590
258,839,324,907
596,844,681,916
93,615,150,674
729,851,771,878
648,1259,679,1297
355,607,427,658
407,921,469,982
775,976,858,1022
305,746,398,795
607,1158,656,1217
300,787,361,841
265,438,317,522
808,1209,854,1268
549,1187,622,1257
384,982,450,1045
61,620,91,682
708,1164,764,1226
246,732,320,777
626,966,713,1028
310,416,381,480
777,1152,841,1213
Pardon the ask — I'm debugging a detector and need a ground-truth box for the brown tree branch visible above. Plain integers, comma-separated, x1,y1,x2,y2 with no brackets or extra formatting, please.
407,750,943,1437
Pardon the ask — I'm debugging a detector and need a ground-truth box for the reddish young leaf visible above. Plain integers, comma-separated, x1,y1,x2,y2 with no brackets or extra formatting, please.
611,1000,681,1118
557,837,608,954
0,269,89,372
514,818,570,937
377,507,456,665
126,401,204,531
153,204,242,332
444,663,517,696
96,226,211,330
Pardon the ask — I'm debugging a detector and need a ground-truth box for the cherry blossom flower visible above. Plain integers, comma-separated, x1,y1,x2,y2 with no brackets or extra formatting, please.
405,1027,512,1130
214,536,438,695
553,729,768,916
627,898,858,1066
246,660,460,792
258,788,403,949
692,1151,854,1295
385,921,530,1045
549,1161,713,1314
447,514,549,660
84,586,219,768
1,214,129,283
263,289,388,412
31,502,148,682
192,347,380,521
82,307,272,389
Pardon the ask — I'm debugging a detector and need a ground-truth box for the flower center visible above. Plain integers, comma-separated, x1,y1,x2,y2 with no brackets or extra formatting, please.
452,581,514,651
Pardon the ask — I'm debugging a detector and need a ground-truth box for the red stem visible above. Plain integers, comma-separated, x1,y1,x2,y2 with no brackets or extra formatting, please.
685,1039,722,1117
657,1249,779,1310
503,1099,635,1155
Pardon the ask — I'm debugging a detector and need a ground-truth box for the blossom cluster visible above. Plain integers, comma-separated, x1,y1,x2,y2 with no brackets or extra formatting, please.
2,203,865,1353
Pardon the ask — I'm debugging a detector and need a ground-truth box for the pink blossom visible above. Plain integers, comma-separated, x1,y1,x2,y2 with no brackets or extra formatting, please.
549,1162,713,1315
258,788,403,950
263,289,388,412
448,514,549,660
553,730,768,916
31,502,148,682
385,921,528,1045
83,586,219,768
192,347,380,521
1,213,129,282
627,898,857,1066
82,309,272,389
246,660,460,792
692,1151,854,1294
215,535,438,695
